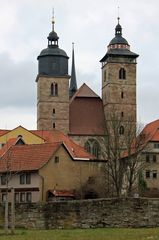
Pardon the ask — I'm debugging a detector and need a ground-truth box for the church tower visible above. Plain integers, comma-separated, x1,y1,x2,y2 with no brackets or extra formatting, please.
36,16,70,134
100,18,139,130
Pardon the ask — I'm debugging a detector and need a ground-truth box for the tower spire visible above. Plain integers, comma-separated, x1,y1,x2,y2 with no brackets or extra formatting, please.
69,43,77,98
117,6,120,24
52,7,55,31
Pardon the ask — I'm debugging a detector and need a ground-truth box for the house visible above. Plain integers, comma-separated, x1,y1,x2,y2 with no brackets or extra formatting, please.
141,119,159,196
0,129,106,203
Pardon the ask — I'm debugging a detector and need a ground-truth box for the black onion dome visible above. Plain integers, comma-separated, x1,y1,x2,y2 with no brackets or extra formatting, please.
39,47,68,58
109,20,129,46
37,18,69,76
47,30,59,41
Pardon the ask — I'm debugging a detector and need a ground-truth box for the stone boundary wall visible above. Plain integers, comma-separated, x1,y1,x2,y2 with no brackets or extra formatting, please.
1,198,159,229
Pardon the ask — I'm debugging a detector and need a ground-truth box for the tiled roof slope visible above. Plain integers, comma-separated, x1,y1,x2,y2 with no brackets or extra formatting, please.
0,138,22,157
142,119,159,141
0,143,61,172
31,129,95,160
0,130,9,136
69,84,105,135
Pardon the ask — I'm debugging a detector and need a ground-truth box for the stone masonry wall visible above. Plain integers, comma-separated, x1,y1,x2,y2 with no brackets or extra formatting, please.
1,198,159,229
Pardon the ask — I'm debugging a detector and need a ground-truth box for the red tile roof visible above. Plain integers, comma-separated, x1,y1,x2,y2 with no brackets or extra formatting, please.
142,119,159,142
0,129,9,137
0,138,19,157
31,129,95,160
49,189,75,197
0,143,61,173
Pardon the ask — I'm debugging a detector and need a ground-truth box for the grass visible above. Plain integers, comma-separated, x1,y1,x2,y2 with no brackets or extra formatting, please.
0,228,159,240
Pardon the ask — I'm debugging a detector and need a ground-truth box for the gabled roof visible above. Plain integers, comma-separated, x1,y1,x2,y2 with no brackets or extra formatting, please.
0,143,61,173
0,125,45,143
0,139,95,173
0,137,25,157
31,129,95,160
70,83,99,103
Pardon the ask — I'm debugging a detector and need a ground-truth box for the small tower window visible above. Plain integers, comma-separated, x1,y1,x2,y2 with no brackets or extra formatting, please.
53,108,55,114
104,70,106,82
55,83,58,95
119,126,124,135
121,112,124,117
53,122,55,129
121,91,124,98
51,83,58,96
119,68,126,79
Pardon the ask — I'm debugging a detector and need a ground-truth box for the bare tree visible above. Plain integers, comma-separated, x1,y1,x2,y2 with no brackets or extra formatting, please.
0,145,22,234
123,122,149,196
101,111,149,197
102,111,127,197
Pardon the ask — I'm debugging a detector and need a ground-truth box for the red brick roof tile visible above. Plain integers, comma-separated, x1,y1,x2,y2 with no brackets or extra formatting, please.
0,143,61,173
31,129,95,160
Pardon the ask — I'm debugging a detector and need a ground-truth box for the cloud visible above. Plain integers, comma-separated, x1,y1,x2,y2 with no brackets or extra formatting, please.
0,52,36,108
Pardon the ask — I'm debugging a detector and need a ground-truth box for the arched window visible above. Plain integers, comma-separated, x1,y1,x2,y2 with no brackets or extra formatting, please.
55,83,58,96
51,83,54,95
92,141,100,158
119,126,124,135
84,141,91,154
119,68,126,79
51,83,58,96
84,139,100,158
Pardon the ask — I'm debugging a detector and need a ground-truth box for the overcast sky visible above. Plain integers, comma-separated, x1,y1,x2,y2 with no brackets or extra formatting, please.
0,0,159,130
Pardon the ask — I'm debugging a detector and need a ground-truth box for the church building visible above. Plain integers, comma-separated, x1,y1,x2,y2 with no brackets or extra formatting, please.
36,16,139,159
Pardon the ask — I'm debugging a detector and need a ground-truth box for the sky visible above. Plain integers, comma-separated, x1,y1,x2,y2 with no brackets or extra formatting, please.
0,0,159,130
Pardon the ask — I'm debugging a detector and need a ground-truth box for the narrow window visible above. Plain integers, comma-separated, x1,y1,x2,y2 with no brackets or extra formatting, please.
26,173,31,184
153,155,157,163
51,83,58,96
26,192,32,202
53,122,55,129
104,70,106,82
121,112,124,117
119,126,124,135
92,141,100,158
121,92,124,98
119,68,126,79
1,175,6,185
55,83,58,96
146,155,150,163
20,192,25,202
15,193,19,203
55,156,59,163
154,143,159,149
146,170,150,178
20,174,25,184
152,170,157,179
84,141,91,153
51,83,54,95
53,108,55,114
2,193,6,203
